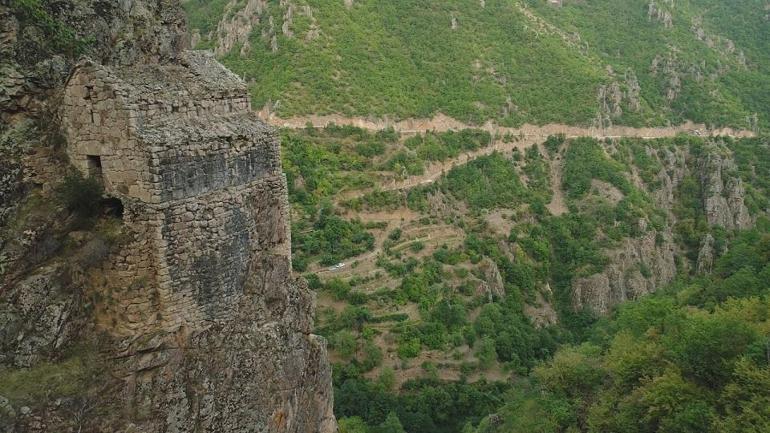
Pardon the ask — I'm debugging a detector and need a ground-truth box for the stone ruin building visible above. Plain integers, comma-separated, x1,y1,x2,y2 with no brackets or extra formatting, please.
58,51,335,431
61,51,291,334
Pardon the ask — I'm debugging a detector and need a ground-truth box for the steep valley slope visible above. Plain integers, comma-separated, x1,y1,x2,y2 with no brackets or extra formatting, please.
2,1,770,433
277,123,770,432
184,0,770,130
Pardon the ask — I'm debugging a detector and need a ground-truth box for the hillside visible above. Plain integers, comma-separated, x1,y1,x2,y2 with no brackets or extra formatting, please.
183,0,770,130
275,120,770,432
2,1,770,433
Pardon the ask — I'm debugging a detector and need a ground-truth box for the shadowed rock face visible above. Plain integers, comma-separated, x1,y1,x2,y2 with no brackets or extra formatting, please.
1,2,335,432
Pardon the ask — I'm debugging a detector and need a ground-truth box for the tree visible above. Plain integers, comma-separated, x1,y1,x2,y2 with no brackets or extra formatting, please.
374,412,406,433
715,358,770,433
57,172,103,220
332,331,358,360
378,367,396,391
476,337,497,370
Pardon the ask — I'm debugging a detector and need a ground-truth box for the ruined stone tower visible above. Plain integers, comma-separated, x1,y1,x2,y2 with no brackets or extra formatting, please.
56,51,336,432
61,51,291,335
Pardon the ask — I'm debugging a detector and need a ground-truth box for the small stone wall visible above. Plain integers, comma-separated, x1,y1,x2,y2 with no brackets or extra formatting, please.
135,94,251,123
62,63,155,201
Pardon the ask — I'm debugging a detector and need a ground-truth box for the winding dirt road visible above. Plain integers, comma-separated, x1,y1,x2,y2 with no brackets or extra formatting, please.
260,110,755,203
259,111,754,139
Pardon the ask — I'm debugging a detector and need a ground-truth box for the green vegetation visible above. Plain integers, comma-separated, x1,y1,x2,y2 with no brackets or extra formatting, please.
443,152,528,210
543,134,566,156
563,137,630,199
56,171,104,225
181,0,231,36
474,224,770,433
190,0,607,125
731,137,770,214
562,137,666,239
10,0,91,56
0,354,90,404
282,128,770,433
293,202,375,269
527,0,770,129
522,145,553,205
185,0,769,128
335,378,508,433
404,130,492,162
282,126,383,204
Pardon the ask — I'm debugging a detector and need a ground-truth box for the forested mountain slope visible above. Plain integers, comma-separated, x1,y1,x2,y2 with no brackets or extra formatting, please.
270,121,770,432
183,0,770,130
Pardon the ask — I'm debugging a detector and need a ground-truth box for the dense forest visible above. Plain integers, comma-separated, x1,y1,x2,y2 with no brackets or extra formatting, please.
183,0,769,129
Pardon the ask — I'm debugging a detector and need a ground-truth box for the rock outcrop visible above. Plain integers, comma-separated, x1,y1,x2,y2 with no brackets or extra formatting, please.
0,1,335,432
573,228,677,314
524,284,558,328
571,139,758,314
215,0,268,56
700,151,752,230
696,233,716,274
477,257,505,301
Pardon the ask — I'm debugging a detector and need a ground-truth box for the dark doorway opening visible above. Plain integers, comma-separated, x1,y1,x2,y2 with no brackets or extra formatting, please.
86,155,103,180
102,197,124,219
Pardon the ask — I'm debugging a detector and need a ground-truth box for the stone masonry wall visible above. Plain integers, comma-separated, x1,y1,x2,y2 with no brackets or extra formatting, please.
146,118,281,202
62,63,155,201
158,175,291,325
61,51,292,335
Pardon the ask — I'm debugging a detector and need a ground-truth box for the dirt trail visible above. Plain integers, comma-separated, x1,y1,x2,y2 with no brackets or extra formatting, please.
259,111,755,139
263,111,755,201
339,135,543,200
546,150,568,216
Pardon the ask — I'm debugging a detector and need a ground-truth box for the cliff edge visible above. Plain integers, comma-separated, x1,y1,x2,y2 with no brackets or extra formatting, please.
0,1,336,432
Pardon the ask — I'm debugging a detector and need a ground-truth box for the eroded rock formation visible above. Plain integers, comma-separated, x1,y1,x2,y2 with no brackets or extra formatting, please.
0,1,335,432
573,228,677,314
571,139,755,314
699,151,752,230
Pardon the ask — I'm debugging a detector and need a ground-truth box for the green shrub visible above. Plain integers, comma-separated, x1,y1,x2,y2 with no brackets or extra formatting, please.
331,330,359,360
397,337,421,359
476,337,497,370
409,241,425,252
544,134,566,156
11,0,91,56
57,171,103,220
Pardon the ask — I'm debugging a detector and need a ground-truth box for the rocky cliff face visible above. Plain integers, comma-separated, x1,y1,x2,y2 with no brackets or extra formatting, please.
571,139,755,314
573,228,677,314
0,2,335,432
699,150,752,230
